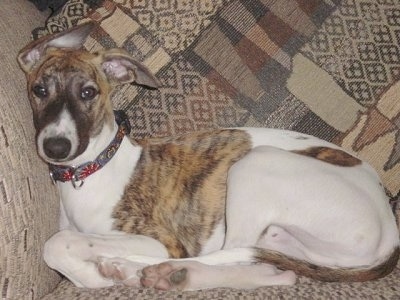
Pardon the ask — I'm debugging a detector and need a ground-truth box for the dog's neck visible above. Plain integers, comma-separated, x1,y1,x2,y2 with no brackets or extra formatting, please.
48,111,131,188
53,113,141,233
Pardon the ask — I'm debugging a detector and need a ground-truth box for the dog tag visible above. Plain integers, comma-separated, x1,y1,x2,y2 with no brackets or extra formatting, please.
71,175,84,189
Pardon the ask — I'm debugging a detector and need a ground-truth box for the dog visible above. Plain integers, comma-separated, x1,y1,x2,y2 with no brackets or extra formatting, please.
17,22,400,291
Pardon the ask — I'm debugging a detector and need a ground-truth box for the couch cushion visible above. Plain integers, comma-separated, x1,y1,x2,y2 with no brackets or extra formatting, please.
43,266,400,299
0,0,61,299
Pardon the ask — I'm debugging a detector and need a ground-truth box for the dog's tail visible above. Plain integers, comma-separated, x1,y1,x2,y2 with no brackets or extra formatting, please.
253,246,399,282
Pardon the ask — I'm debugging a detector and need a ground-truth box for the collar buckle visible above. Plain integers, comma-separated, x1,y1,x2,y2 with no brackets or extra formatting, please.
49,171,56,185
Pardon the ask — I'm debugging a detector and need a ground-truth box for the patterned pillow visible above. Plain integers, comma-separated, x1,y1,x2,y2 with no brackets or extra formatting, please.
37,0,338,135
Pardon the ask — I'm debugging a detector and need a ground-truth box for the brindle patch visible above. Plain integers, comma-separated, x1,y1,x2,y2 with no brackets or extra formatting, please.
292,147,361,167
112,129,252,258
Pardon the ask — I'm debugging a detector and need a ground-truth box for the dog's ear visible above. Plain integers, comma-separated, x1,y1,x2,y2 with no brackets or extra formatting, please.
17,22,95,73
94,49,160,89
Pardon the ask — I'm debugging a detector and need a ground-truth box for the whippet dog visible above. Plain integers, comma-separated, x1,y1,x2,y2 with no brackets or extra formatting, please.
17,22,399,291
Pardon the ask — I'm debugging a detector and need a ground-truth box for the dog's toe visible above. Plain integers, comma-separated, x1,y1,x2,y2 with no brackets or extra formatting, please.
97,257,143,287
97,257,118,279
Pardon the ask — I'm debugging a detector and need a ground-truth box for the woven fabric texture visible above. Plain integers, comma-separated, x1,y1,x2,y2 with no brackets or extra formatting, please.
1,0,399,299
42,266,400,300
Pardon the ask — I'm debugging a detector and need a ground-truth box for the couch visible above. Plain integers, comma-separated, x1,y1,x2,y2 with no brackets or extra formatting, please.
1,0,400,299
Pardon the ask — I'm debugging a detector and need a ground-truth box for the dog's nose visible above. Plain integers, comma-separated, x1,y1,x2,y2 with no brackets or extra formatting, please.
43,137,72,160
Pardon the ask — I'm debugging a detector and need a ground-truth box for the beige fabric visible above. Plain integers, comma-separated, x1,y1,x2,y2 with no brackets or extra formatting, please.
288,54,366,132
0,1,61,299
43,265,400,299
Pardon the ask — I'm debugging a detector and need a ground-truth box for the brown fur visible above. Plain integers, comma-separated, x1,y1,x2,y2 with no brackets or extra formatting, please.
254,246,399,282
292,146,361,167
112,129,252,258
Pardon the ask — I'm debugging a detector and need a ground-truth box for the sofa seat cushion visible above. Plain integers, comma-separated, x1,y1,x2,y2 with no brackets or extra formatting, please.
44,265,400,299
21,0,400,297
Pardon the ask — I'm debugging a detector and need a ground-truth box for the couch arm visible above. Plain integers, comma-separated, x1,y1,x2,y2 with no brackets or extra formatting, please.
0,0,61,299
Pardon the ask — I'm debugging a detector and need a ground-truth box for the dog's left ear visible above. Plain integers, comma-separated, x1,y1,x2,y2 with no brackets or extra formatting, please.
18,22,95,73
94,49,160,89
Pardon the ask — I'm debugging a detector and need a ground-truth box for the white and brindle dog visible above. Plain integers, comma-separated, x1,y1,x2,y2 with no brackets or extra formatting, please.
18,22,399,291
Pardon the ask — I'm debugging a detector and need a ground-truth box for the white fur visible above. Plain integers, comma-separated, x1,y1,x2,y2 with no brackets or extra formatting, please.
225,146,398,266
57,122,140,233
43,122,400,290
199,221,226,256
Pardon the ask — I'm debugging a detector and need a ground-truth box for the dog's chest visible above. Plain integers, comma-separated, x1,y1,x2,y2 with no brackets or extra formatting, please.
60,181,119,233
59,139,139,234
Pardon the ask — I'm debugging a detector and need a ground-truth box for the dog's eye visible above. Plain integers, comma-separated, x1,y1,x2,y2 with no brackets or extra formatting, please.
81,87,98,101
32,85,48,98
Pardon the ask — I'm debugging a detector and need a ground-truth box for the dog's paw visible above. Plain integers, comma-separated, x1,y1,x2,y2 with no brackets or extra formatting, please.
140,262,189,291
97,257,145,287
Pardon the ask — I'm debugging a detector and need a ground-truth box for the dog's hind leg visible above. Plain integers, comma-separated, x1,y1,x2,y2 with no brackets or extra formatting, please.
43,230,168,288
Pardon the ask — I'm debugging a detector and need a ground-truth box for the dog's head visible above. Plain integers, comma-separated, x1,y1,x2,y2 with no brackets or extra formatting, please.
17,22,159,164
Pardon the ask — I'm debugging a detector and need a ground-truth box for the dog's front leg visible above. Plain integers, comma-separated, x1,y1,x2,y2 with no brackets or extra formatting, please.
100,248,296,291
139,260,296,290
43,230,168,288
